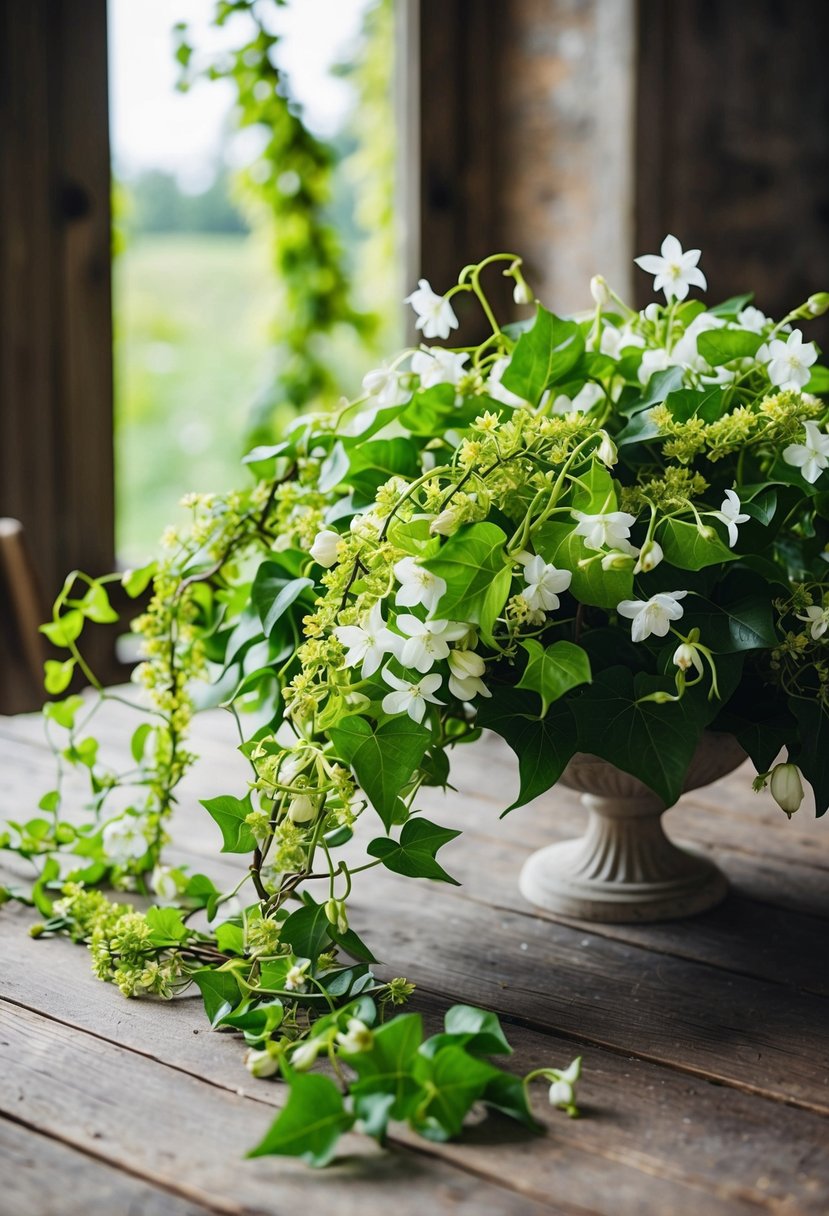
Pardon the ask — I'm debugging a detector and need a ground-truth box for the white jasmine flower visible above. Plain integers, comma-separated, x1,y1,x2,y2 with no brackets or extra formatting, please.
284,962,310,992
711,489,750,547
783,420,829,484
334,601,399,678
551,382,604,414
766,329,818,390
309,528,340,568
404,278,459,340
150,865,180,904
448,648,491,700
634,234,707,302
518,555,572,612
769,762,805,818
737,306,769,333
102,818,149,864
487,356,526,407
572,510,637,552
244,1046,281,1078
396,615,467,673
394,556,447,613
617,591,688,642
673,641,704,676
596,432,618,467
381,668,444,723
634,538,663,573
361,365,412,408
411,347,469,389
336,1018,374,1054
287,794,317,825
797,604,829,640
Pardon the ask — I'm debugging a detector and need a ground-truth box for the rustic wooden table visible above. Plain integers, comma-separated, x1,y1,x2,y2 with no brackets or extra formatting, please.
1,698,828,1215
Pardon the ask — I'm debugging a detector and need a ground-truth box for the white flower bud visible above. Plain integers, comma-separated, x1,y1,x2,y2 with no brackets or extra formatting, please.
590,275,612,307
429,508,460,537
150,865,179,904
448,648,485,680
325,897,349,935
287,793,317,824
290,1039,322,1071
548,1079,574,1108
808,292,829,317
769,763,805,818
596,432,618,468
634,538,664,573
601,550,637,571
672,641,702,676
244,1046,280,1078
512,278,534,305
644,303,660,322
309,529,340,568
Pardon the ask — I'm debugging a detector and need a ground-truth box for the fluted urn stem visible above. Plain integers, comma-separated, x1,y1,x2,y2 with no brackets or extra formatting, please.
519,734,744,923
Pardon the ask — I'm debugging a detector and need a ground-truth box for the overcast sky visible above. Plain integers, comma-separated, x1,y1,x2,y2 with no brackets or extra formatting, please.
109,0,369,188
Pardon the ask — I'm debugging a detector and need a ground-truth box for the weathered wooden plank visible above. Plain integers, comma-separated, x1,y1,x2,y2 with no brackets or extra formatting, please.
0,985,802,1216
2,910,827,1214
0,999,560,1216
0,1115,217,1216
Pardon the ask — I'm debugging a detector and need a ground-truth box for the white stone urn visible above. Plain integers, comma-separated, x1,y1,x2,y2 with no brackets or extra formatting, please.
519,732,746,923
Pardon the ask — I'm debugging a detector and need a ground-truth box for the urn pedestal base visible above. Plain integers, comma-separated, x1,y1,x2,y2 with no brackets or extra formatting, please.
518,734,745,924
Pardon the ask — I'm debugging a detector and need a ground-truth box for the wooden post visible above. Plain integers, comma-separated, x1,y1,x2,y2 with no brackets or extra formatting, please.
0,0,115,710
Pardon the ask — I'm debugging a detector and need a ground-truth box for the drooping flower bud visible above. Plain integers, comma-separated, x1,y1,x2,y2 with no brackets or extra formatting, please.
634,538,664,573
244,1045,281,1078
672,641,703,676
287,793,317,824
769,763,805,818
807,292,829,317
290,1038,322,1072
309,529,340,568
512,276,534,305
590,275,612,307
336,1018,374,1055
596,432,618,468
325,897,349,935
429,508,460,537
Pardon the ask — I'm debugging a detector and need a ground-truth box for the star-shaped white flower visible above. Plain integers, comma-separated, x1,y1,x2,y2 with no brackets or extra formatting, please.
783,420,829,484
711,489,750,548
404,279,459,340
572,510,637,552
516,553,572,612
797,604,829,640
411,347,469,388
737,306,769,334
617,591,688,642
634,235,707,302
361,365,412,408
447,648,491,700
333,601,399,678
393,556,447,613
395,615,467,673
381,668,443,723
766,329,818,390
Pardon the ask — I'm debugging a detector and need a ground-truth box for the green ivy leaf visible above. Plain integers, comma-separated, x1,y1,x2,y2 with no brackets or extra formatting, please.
619,366,686,417
367,817,461,885
122,561,157,599
658,518,738,571
412,1045,498,1140
662,386,726,423
684,585,778,653
78,583,119,624
421,522,511,640
192,968,242,1027
347,438,420,501
130,722,153,764
329,715,430,831
344,1011,424,1120
281,901,332,963
249,1069,355,1166
215,921,245,955
40,610,84,648
42,695,86,730
476,687,578,812
32,857,60,916
482,1070,541,1131
516,639,592,715
420,1005,513,1059
570,667,706,805
199,793,256,853
44,659,75,695
534,521,634,610
697,328,762,366
145,906,189,947
500,306,585,403
251,563,314,637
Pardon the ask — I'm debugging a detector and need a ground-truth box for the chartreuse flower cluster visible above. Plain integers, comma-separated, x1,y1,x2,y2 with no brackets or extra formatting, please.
4,241,829,1166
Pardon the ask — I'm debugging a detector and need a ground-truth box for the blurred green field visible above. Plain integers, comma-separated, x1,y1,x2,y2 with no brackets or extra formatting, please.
113,233,277,565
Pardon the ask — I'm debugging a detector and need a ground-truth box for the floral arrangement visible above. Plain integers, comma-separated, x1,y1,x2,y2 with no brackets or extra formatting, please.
3,239,828,1165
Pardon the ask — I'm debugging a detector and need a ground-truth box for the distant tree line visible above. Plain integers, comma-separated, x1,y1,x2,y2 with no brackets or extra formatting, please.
125,167,250,235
